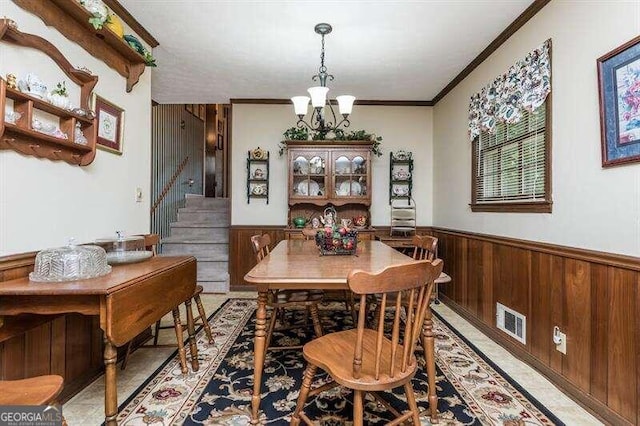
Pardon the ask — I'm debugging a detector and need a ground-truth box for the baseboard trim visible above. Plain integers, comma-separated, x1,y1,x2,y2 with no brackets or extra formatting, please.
440,294,630,426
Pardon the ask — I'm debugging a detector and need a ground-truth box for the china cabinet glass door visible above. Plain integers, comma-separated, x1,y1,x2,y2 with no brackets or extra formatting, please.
331,151,369,201
290,150,328,201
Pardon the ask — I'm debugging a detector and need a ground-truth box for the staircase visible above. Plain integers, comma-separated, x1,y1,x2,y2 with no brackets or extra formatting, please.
161,195,229,293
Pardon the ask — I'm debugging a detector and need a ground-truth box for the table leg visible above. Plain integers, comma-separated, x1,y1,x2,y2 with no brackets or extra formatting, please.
422,306,439,423
250,290,268,424
103,337,118,426
172,308,189,375
185,299,200,371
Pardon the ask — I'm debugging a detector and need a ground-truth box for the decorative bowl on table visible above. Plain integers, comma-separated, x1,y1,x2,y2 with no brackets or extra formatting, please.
29,240,111,282
314,226,358,255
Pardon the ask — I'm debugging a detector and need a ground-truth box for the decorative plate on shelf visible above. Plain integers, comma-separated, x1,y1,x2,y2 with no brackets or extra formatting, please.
251,147,267,160
393,150,411,161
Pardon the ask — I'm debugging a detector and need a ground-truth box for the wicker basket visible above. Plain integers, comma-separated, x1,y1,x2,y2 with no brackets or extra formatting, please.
314,228,358,255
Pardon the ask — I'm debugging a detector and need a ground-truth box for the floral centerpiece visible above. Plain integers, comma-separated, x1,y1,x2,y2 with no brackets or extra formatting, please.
314,225,358,255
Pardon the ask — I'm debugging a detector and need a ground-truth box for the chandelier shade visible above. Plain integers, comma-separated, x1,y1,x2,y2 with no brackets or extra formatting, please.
307,86,329,108
291,96,310,116
290,23,355,137
336,95,356,115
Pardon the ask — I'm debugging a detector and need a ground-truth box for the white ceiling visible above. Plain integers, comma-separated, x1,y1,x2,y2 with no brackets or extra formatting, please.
121,1,532,103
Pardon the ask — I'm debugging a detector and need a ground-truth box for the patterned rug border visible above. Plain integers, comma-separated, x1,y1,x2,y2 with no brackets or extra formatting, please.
431,309,564,425
110,298,565,425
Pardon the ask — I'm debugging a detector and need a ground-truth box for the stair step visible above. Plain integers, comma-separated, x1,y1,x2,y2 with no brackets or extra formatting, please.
170,221,228,228
161,242,228,258
179,207,229,213
197,260,228,281
167,226,229,241
177,210,230,223
185,196,230,209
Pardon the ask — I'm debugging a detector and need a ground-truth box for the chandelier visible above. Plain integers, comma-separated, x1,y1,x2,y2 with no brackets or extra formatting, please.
291,23,355,138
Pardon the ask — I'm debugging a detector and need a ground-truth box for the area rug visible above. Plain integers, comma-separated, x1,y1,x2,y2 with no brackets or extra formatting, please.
113,299,563,425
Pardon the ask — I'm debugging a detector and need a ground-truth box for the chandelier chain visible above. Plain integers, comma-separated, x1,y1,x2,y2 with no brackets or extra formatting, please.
319,34,326,74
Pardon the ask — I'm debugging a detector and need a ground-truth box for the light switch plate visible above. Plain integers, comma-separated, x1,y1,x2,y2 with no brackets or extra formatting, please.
135,187,143,202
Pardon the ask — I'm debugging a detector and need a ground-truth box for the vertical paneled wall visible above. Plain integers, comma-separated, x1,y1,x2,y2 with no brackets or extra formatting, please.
434,228,639,425
151,105,204,242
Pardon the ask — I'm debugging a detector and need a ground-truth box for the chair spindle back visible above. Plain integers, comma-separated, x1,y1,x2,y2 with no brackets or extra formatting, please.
142,234,160,256
412,235,438,261
348,259,443,380
251,234,272,263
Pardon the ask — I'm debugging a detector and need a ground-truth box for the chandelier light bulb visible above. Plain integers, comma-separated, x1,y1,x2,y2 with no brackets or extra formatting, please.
307,86,329,108
291,96,310,116
336,95,356,115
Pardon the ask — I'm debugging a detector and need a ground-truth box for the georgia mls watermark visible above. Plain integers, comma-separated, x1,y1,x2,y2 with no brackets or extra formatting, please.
0,405,63,426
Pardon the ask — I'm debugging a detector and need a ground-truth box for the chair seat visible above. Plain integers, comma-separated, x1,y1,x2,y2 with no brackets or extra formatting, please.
272,289,324,305
0,375,64,405
302,329,417,391
435,272,451,284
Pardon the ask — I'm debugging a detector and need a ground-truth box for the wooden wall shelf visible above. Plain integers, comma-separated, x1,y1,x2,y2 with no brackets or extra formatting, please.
13,0,148,92
0,19,98,165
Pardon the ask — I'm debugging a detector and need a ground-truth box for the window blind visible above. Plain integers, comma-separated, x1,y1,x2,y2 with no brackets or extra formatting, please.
475,102,546,203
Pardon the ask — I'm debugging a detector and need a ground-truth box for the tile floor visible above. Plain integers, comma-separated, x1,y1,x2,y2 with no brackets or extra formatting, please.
63,292,602,425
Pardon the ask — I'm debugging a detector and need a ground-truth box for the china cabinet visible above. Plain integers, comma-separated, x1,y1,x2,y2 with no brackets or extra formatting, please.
389,150,413,204
247,148,269,204
284,140,375,240
0,19,98,166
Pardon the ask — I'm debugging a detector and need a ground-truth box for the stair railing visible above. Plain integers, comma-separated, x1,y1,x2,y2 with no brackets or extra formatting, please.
150,156,189,214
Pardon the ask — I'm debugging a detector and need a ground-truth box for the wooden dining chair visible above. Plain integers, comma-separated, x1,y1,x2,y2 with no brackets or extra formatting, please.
0,375,64,405
121,234,214,372
290,259,443,425
251,234,324,349
412,234,451,304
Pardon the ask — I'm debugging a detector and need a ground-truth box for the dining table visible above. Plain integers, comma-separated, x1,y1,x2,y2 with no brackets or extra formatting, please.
243,239,440,424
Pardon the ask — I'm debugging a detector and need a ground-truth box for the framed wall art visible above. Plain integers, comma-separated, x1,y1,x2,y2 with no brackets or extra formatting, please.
598,35,640,167
92,94,124,155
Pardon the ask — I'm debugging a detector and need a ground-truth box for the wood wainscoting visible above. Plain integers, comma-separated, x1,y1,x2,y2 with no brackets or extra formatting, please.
0,252,150,401
432,227,638,425
229,226,286,290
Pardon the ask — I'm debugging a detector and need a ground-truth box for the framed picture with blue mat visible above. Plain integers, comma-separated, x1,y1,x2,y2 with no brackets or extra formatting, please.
598,34,640,167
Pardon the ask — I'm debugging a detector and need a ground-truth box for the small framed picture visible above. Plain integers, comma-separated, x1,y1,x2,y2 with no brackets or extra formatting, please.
92,94,124,155
185,104,193,113
598,35,640,167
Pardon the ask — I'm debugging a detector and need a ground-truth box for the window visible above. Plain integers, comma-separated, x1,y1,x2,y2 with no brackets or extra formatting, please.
471,100,551,213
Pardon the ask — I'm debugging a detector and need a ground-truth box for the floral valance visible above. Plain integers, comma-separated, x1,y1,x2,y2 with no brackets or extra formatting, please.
468,39,551,141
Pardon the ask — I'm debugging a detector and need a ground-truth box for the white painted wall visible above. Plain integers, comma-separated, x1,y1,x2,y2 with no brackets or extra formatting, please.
433,0,640,257
0,2,152,255
231,104,433,227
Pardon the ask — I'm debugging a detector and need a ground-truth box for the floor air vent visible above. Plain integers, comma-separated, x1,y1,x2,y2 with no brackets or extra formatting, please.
496,303,526,344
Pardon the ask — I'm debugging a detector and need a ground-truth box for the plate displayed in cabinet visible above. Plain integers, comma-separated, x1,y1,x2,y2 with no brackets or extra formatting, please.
297,180,320,196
